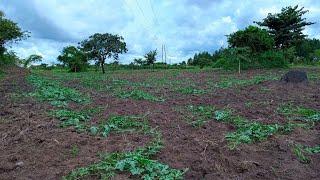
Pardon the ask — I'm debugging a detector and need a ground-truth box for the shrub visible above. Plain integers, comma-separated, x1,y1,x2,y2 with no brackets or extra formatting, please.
256,50,289,68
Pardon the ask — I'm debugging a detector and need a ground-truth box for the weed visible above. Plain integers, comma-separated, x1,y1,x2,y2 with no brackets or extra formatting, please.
51,109,90,131
226,122,281,149
64,137,185,180
216,75,278,89
278,103,320,122
293,144,310,163
71,145,80,158
212,108,307,149
92,116,150,137
182,105,215,127
117,89,164,102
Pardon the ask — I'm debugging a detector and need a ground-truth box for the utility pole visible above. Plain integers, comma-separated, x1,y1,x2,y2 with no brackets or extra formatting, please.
164,44,167,64
161,44,164,63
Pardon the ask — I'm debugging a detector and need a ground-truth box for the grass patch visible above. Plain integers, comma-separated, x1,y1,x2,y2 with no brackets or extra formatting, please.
216,75,278,89
117,89,164,102
0,70,5,80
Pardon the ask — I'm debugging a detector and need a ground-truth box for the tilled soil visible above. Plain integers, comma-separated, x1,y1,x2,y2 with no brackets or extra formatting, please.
1,66,320,180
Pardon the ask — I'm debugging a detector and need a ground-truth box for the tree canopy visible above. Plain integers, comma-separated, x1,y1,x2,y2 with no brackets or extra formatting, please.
79,33,127,73
57,46,88,72
227,26,274,53
144,50,157,65
0,11,27,55
256,5,314,49
23,54,43,68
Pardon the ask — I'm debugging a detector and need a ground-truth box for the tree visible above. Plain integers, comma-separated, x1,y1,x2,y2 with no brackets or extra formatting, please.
228,26,275,53
0,11,27,55
256,5,314,49
133,58,146,66
144,50,157,66
79,33,127,73
23,54,43,68
57,46,88,72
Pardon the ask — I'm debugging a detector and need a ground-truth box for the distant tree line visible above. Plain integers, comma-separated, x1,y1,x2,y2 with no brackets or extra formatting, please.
188,5,320,70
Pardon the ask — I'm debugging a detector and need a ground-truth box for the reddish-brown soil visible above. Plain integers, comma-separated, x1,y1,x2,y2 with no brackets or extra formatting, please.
1,66,319,180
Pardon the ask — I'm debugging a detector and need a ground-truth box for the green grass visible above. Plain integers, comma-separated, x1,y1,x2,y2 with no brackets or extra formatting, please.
117,89,164,102
216,74,278,89
278,103,320,122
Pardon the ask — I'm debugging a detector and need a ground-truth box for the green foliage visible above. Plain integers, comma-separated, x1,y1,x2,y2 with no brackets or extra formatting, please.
295,39,320,62
22,54,43,68
71,145,80,158
184,105,215,127
188,49,224,68
79,33,128,73
256,5,314,49
51,109,90,131
57,46,88,72
28,74,90,106
65,140,185,180
256,50,289,68
277,103,320,122
144,50,157,66
0,51,20,66
0,11,27,55
213,47,252,70
117,89,164,102
226,122,281,149
92,116,150,137
212,108,308,149
293,144,310,163
228,26,275,53
216,74,278,88
292,144,320,163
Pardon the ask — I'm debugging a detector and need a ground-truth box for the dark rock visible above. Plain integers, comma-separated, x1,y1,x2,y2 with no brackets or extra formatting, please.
280,70,308,83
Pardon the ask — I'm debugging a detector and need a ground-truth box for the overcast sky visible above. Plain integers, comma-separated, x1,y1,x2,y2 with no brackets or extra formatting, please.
1,0,320,64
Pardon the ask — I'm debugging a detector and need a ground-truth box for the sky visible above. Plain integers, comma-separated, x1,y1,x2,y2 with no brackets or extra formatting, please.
1,0,320,65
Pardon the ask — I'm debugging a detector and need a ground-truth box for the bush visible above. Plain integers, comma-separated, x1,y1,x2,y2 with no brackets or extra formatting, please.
256,50,289,68
0,51,19,66
213,47,253,70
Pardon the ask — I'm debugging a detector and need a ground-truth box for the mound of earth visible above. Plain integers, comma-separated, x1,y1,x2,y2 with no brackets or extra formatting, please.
281,70,308,83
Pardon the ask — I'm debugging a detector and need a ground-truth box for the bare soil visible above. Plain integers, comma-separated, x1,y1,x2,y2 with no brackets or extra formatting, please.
1,66,319,180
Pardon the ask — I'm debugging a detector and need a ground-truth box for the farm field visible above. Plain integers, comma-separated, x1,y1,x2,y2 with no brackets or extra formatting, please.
1,66,320,179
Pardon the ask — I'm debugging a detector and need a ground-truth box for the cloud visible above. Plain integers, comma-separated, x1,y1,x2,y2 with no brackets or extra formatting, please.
0,0,319,64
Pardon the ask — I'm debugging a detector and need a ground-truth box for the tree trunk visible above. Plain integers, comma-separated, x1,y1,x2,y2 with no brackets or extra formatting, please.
101,61,105,74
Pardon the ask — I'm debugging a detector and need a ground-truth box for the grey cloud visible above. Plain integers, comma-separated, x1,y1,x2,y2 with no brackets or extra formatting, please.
1,0,76,42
